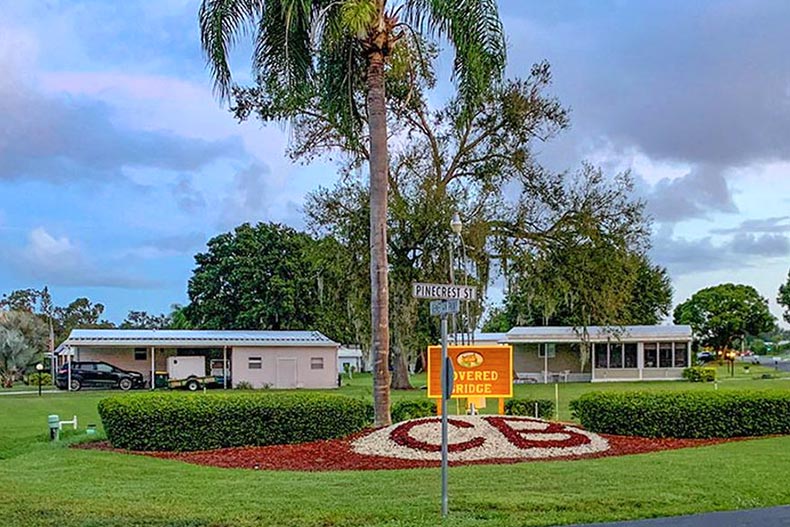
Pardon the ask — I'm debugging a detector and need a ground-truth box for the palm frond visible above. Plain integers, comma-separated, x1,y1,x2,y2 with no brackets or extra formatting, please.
401,0,506,110
253,0,315,92
316,6,368,151
199,0,266,100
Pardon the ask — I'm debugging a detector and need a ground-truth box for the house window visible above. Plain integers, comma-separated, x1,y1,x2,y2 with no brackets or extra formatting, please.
609,343,623,368
594,343,608,368
538,343,556,358
310,357,324,370
659,343,673,367
624,343,638,368
248,357,262,369
134,348,147,361
644,343,658,368
674,342,688,367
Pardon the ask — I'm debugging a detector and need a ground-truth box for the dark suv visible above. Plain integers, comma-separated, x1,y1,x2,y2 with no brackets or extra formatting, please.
56,361,145,391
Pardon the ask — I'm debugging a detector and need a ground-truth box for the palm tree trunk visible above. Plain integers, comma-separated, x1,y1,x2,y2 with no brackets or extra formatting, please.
367,49,391,426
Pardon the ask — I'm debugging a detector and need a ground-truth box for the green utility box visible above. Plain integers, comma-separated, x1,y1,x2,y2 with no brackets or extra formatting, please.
154,371,169,389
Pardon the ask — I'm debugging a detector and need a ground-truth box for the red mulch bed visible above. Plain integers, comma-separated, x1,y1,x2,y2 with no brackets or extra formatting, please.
75,430,747,472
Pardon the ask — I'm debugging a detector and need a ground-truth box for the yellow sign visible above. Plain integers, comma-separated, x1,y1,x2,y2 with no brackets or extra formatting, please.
427,345,513,399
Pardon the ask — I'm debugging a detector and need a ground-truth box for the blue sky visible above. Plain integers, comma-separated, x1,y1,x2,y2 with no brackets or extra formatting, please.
1,0,788,327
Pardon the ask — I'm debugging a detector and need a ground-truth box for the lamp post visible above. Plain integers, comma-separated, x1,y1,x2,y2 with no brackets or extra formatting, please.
727,351,736,377
449,213,462,345
450,212,464,346
35,363,43,397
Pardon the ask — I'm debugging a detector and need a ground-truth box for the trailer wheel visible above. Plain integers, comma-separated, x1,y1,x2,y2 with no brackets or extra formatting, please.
185,379,200,391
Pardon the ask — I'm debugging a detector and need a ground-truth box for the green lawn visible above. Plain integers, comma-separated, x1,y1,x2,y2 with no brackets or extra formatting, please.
2,377,790,526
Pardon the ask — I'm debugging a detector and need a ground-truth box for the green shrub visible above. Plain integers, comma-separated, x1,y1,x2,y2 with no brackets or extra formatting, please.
98,391,371,451
683,366,717,382
25,372,52,386
505,398,554,419
391,399,436,422
570,390,790,438
233,381,254,390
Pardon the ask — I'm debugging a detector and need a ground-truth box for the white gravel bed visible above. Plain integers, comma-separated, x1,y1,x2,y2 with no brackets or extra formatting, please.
351,415,609,461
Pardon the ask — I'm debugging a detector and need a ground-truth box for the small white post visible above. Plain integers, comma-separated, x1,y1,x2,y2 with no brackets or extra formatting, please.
543,344,548,384
150,346,155,390
67,347,72,392
223,346,228,389
554,383,559,421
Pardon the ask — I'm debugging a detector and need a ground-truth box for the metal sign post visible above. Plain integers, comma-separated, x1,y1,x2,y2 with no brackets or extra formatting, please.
430,299,458,518
418,288,472,519
440,312,450,517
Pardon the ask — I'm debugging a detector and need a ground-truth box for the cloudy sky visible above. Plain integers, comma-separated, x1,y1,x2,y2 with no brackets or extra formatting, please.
1,0,788,327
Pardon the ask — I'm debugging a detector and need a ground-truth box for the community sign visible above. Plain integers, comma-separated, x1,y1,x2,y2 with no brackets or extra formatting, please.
427,345,513,399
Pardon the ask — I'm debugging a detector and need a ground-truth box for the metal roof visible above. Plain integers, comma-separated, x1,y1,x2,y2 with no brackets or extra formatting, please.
338,347,363,358
62,329,338,349
472,332,508,343
505,325,692,343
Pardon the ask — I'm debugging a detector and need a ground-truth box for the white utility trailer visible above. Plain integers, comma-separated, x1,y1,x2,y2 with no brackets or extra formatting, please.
166,356,229,391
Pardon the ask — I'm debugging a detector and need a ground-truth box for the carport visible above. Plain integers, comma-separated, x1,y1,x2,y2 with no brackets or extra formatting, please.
57,329,340,390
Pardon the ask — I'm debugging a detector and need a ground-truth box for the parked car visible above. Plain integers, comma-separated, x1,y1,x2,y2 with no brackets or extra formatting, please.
56,361,145,391
696,351,715,363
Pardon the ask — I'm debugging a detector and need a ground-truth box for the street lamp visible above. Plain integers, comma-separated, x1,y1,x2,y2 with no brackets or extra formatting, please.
450,212,462,236
35,363,44,397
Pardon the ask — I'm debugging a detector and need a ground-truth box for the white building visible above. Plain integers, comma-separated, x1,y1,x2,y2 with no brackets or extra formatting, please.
476,325,693,383
56,329,339,390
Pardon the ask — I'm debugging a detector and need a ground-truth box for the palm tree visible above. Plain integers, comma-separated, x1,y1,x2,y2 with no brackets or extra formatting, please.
199,0,505,426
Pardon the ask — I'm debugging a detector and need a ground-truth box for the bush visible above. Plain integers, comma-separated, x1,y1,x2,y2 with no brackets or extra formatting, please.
234,381,254,390
391,399,436,422
570,390,790,438
505,398,554,419
98,391,372,451
683,366,716,382
25,372,52,386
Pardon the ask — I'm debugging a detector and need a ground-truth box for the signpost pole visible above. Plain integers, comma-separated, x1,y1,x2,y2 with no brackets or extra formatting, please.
440,312,449,518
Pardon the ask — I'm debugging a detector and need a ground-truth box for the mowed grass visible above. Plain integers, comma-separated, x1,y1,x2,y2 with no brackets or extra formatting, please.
1,375,790,526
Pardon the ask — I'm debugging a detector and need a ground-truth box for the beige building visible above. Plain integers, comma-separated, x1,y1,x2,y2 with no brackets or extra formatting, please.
58,329,339,390
476,325,693,383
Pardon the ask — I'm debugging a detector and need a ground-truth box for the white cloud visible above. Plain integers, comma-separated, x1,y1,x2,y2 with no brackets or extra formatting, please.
14,227,160,289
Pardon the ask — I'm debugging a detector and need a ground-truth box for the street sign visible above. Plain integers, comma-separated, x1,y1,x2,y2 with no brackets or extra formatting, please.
427,345,513,399
412,282,477,301
430,299,460,316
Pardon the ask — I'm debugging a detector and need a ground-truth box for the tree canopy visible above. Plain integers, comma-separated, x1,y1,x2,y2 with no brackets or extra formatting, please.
183,222,355,344
485,253,672,331
120,311,172,330
779,269,790,325
673,283,775,352
0,310,47,387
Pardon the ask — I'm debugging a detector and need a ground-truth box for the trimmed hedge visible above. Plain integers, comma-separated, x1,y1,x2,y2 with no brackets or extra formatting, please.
683,366,716,382
570,390,790,438
25,373,52,386
98,392,371,451
391,399,436,422
505,398,554,419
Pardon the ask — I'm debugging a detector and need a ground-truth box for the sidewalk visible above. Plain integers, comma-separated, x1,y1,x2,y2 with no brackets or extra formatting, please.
0,389,59,396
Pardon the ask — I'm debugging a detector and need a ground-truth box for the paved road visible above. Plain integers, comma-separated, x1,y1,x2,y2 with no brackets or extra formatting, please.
568,506,790,527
